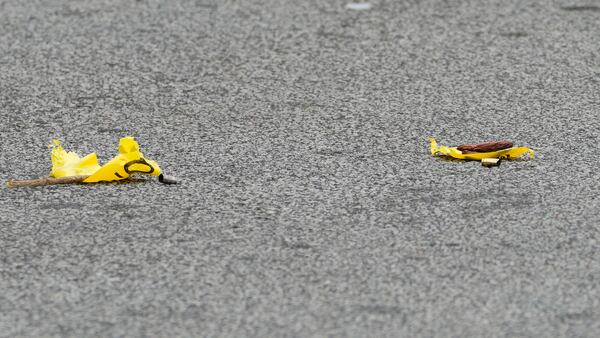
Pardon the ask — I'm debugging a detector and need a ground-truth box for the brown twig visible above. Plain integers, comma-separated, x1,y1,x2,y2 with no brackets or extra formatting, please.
6,175,90,188
457,140,513,153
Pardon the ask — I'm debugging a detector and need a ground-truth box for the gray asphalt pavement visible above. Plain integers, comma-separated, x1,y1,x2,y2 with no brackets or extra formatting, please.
1,0,600,337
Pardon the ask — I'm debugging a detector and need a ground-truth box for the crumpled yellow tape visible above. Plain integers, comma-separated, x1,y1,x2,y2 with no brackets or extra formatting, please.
50,137,161,182
429,138,534,160
50,140,101,177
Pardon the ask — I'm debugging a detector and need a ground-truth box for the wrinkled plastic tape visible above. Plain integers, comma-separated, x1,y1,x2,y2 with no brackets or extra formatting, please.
429,138,534,160
50,137,161,182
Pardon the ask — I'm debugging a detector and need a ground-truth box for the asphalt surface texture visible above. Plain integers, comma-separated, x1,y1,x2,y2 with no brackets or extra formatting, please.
1,0,599,337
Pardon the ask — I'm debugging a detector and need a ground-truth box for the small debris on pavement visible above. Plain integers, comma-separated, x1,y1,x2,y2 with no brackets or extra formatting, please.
346,2,372,10
159,174,179,185
6,137,176,188
481,158,501,167
429,137,534,162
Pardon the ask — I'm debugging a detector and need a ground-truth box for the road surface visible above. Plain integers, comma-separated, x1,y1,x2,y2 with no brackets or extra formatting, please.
1,0,599,336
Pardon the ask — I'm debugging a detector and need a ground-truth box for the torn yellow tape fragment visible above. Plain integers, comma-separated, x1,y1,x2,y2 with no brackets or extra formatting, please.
50,140,101,177
50,137,161,182
429,138,534,160
84,137,161,182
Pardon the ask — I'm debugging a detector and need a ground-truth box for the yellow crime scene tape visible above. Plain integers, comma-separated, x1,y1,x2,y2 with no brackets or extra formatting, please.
429,137,534,161
50,136,162,182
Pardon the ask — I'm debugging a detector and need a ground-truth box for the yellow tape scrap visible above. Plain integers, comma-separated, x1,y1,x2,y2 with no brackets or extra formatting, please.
429,138,534,161
50,137,161,182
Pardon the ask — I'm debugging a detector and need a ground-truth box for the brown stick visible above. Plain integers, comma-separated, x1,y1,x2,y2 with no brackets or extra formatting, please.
6,175,90,188
457,140,513,153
